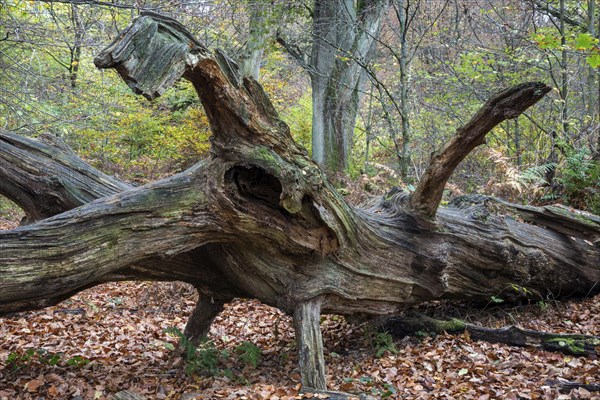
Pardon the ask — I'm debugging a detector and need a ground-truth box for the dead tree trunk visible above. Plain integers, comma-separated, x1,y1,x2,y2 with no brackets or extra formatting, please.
1,12,599,391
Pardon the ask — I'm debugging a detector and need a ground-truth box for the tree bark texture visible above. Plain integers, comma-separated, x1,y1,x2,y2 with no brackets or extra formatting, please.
293,297,327,390
1,13,599,390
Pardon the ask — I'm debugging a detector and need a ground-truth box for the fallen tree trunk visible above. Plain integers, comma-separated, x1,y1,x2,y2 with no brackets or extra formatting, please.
1,12,599,391
0,129,240,341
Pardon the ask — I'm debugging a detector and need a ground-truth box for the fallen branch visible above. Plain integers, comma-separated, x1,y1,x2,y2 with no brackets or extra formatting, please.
545,379,600,393
383,315,600,357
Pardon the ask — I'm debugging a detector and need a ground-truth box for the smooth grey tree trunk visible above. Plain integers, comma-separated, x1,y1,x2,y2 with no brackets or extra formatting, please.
238,0,270,80
309,0,388,172
394,0,411,178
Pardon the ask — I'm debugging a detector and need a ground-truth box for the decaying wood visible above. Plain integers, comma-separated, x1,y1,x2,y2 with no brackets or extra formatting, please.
1,12,599,391
113,390,147,400
410,82,552,219
293,297,327,390
0,128,240,327
382,315,600,357
0,130,129,223
183,295,230,347
546,380,600,393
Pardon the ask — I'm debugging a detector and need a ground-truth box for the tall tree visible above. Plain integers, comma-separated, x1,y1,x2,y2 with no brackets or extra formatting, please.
279,0,389,172
373,0,449,178
587,0,600,160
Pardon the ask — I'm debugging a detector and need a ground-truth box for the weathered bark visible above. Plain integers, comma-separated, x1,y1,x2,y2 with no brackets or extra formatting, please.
0,129,240,317
293,297,327,390
1,13,599,391
0,130,129,223
383,315,600,357
410,82,552,218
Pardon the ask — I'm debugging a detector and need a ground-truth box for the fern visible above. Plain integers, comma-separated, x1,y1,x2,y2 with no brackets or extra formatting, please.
236,341,262,368
373,332,398,358
555,145,600,213
517,163,555,185
364,161,400,179
164,326,221,376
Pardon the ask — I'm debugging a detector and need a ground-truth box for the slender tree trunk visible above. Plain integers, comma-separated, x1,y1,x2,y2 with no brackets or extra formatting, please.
560,0,569,137
587,0,596,119
515,118,521,169
364,84,374,169
395,0,412,179
69,4,84,89
589,0,600,160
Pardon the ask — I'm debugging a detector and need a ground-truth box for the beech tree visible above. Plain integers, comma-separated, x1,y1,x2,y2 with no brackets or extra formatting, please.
278,0,388,172
1,13,599,393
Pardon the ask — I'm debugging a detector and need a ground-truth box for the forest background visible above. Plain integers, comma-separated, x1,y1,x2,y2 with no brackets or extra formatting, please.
1,0,599,217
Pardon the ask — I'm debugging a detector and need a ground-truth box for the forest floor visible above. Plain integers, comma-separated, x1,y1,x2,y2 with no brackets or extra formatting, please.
1,217,600,400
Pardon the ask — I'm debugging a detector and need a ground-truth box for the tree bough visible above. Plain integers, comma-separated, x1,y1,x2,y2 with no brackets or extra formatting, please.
1,13,599,392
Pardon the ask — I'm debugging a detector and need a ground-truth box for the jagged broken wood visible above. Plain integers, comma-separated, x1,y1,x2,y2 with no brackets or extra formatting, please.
1,12,599,391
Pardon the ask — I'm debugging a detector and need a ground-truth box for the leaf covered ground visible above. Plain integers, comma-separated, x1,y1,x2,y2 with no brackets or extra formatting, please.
1,279,599,400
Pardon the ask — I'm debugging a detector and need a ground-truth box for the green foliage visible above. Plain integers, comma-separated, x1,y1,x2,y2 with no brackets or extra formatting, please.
164,326,221,376
510,284,532,295
533,30,561,50
6,349,38,371
372,332,398,358
556,145,600,214
518,163,556,186
574,33,598,50
533,28,600,69
537,300,549,312
2,0,598,216
0,196,22,220
372,382,397,398
586,51,600,68
235,341,262,368
5,348,89,372
71,84,211,181
66,355,91,367
281,92,312,154
164,327,262,377
574,33,600,68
